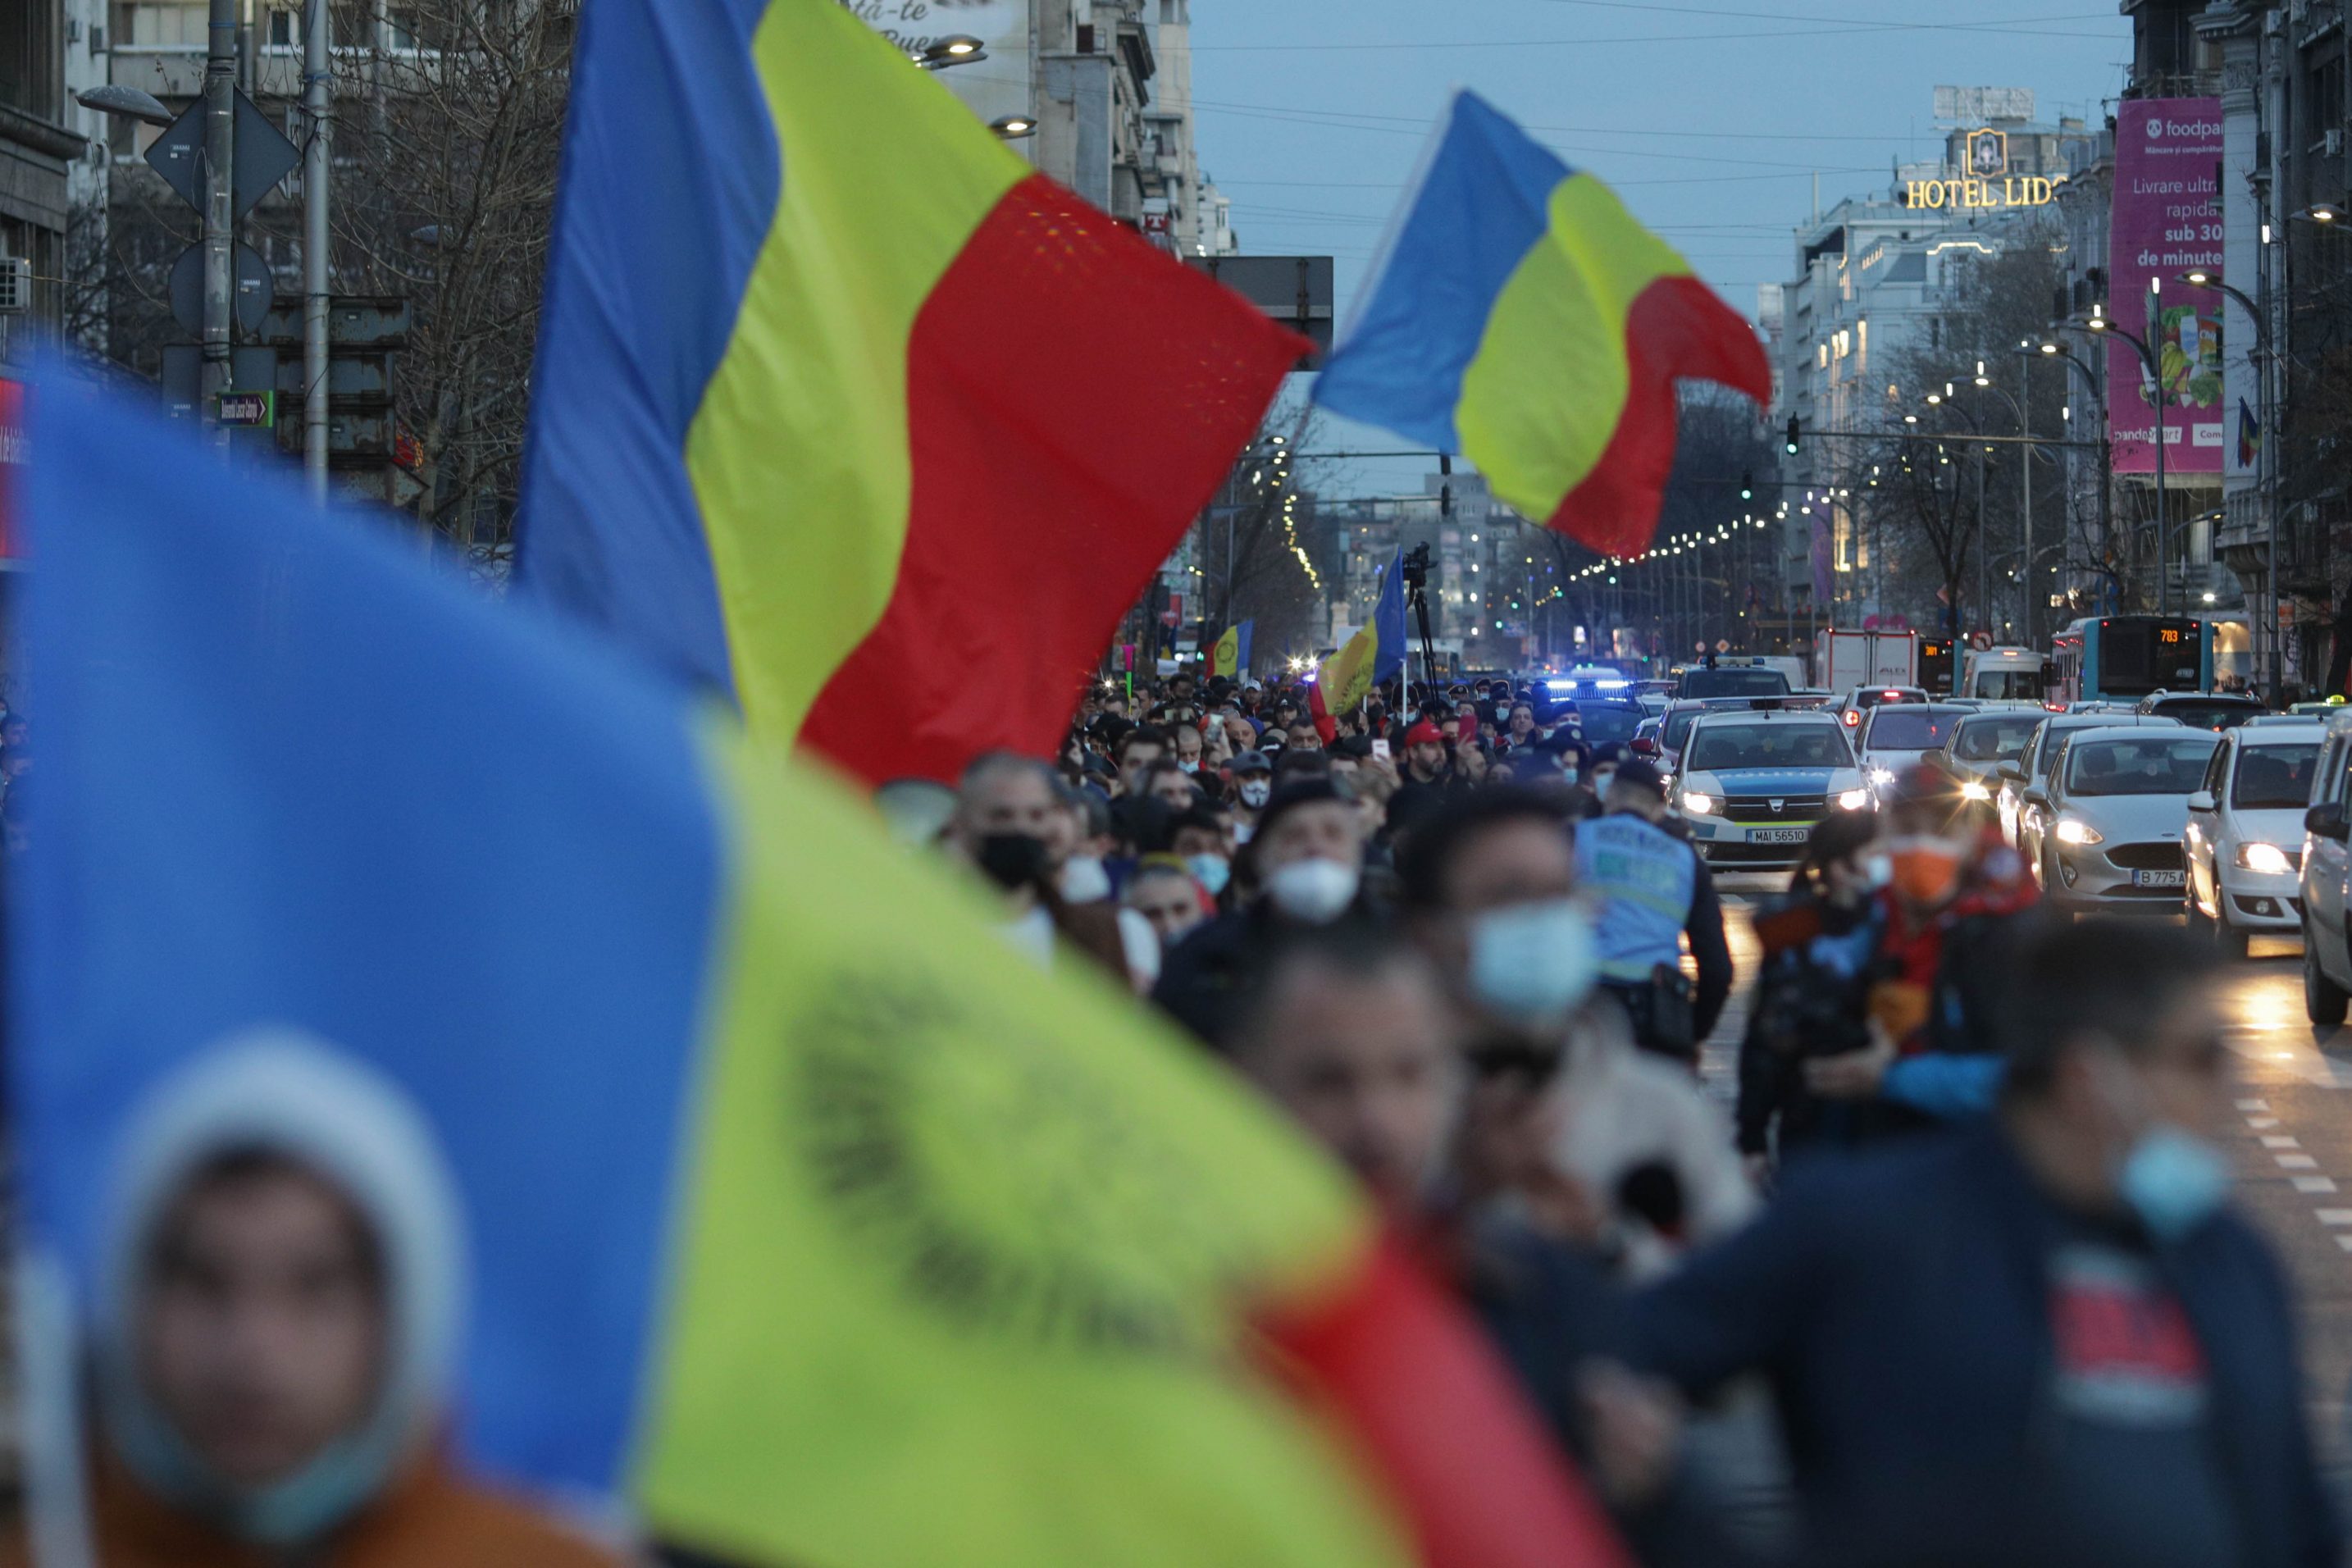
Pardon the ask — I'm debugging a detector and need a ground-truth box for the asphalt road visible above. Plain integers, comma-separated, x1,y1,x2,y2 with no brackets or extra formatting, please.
1702,873,2352,1499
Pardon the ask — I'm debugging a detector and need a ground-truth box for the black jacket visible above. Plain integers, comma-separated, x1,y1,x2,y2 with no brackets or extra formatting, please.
1629,1127,2341,1568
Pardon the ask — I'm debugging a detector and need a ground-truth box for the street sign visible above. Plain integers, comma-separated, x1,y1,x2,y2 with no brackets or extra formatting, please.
1184,255,1335,365
1970,630,1994,651
161,345,280,422
145,89,300,220
214,390,276,428
169,242,274,336
1716,639,1732,654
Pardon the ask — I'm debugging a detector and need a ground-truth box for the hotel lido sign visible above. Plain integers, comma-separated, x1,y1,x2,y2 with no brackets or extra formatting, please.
1903,129,2066,211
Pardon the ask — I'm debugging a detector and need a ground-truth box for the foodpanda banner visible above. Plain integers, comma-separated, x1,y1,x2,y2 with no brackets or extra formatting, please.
2108,99,2224,475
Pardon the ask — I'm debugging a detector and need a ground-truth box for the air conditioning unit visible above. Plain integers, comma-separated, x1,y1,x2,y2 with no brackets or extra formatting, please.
0,258,33,317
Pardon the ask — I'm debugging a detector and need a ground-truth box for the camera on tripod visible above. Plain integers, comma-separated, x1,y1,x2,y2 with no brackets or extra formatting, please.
1401,543,1432,590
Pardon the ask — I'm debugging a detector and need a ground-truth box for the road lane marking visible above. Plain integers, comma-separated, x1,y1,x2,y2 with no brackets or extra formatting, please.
2277,1153,2320,1169
2263,1135,2304,1148
2318,1210,2352,1226
2336,1236,2352,1255
2296,1177,2341,1193
2248,1116,2282,1129
2240,1098,2272,1111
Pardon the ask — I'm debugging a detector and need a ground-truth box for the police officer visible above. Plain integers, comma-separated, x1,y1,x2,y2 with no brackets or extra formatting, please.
1573,760,1734,1064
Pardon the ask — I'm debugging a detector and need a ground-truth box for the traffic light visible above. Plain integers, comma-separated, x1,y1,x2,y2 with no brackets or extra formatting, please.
1784,416,1801,455
1739,472,1754,501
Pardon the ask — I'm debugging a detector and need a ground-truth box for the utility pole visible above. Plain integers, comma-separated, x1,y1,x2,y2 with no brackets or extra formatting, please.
201,0,238,430
2019,355,2035,646
303,0,331,501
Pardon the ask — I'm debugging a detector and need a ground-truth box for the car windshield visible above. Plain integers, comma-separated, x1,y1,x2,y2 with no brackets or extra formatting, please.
1663,706,1721,751
2233,744,2322,810
2063,735,2220,797
1680,668,1788,698
1576,704,1643,747
1972,670,2045,700
2154,700,2261,732
1686,723,1848,771
1864,709,1959,750
1952,714,2043,763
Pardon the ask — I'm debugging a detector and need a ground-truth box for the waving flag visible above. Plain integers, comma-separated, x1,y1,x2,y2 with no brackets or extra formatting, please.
1213,619,1255,680
519,0,1305,786
1311,549,1409,741
21,381,1630,1568
1315,93,1770,559
2238,396,2262,471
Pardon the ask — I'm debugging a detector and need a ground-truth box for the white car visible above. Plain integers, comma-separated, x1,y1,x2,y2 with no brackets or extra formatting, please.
2034,725,2222,911
2184,720,2325,956
1674,710,1871,871
1997,712,2181,855
1855,703,1969,804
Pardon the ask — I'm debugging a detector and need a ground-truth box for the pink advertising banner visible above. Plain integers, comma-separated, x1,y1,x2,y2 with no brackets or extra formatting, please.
2108,98,2224,473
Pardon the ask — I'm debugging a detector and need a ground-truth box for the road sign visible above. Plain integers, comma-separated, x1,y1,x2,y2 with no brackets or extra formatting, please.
145,89,300,220
169,242,274,336
1971,630,1994,651
161,345,280,422
1716,639,1732,654
214,390,276,428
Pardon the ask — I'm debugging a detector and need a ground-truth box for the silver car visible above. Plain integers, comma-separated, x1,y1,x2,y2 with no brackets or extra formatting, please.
2185,720,2325,956
1997,712,2182,857
2034,726,2222,911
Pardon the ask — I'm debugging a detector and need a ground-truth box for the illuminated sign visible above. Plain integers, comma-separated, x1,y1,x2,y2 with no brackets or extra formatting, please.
2159,629,2182,644
1967,129,2008,178
1904,171,2066,210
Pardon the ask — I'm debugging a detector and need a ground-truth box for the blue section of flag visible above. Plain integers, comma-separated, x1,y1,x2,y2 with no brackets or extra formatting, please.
1313,91,1567,451
19,376,725,1496
1234,619,1254,677
1372,549,1409,685
515,0,780,701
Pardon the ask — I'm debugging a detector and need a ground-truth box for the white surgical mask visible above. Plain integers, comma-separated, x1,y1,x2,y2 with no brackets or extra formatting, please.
1861,852,1894,891
1187,853,1232,896
1589,768,1616,794
1264,858,1360,923
1238,779,1271,809
1059,855,1111,904
1468,899,1599,1030
1178,759,1201,775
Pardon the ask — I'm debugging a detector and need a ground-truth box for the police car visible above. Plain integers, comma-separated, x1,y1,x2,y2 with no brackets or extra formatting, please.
1673,709,1872,868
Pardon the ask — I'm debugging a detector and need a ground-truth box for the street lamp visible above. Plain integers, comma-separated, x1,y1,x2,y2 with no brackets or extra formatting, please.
2177,267,2284,703
2295,203,2346,225
75,84,172,127
915,35,987,68
2077,309,2175,613
991,114,1039,139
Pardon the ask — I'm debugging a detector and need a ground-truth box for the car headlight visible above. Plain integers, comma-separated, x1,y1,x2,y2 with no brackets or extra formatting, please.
1836,788,1871,811
1681,791,1717,817
1961,780,1992,802
2238,841,2294,875
1869,767,1895,786
2054,817,2104,846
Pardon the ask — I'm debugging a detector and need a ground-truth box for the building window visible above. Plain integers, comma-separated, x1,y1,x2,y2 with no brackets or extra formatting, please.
0,0,61,116
120,1,205,48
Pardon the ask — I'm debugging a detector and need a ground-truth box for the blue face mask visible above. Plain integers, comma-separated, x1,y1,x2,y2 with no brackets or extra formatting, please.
1187,853,1232,896
1469,899,1599,1032
2118,1124,2232,1242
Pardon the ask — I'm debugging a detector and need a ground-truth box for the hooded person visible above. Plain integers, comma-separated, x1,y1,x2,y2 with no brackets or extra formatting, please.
23,1032,621,1567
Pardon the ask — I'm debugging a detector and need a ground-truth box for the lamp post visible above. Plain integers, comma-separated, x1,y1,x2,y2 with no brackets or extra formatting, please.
1924,390,1988,638
1952,362,2035,644
2078,306,2170,613
2179,266,2280,704
2038,338,2113,616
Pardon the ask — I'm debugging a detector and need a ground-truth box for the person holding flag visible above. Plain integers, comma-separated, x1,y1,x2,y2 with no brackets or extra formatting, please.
1310,549,1410,745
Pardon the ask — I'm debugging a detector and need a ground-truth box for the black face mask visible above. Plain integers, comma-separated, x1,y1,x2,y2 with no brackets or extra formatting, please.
977,832,1051,891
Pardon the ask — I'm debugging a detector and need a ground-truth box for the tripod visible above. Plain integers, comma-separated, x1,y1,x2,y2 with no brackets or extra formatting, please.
1400,543,1443,707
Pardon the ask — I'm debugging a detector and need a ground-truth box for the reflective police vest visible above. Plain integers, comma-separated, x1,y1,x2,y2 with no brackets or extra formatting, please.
1574,813,1696,984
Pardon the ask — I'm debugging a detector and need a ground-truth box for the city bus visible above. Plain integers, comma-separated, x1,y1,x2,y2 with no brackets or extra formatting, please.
2046,616,2212,706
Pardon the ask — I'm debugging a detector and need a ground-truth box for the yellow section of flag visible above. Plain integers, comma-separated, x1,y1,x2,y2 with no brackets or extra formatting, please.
632,722,1414,1568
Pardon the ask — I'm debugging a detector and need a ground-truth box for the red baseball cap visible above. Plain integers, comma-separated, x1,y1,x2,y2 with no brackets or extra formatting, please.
1405,721,1447,747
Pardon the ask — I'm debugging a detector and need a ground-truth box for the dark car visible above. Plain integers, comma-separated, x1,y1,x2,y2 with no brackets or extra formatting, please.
2135,691,2268,732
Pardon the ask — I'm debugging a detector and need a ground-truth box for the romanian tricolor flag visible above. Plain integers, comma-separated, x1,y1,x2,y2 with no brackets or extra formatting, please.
1213,618,1255,681
519,0,1304,786
21,385,1631,1568
1310,549,1408,742
1316,93,1771,560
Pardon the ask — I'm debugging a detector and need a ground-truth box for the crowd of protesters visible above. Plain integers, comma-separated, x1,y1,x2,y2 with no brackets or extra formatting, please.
905,665,2341,1568
28,664,2343,1567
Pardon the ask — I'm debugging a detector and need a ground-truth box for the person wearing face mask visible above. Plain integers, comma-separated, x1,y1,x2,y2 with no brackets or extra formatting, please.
1400,789,1754,1273
1632,921,2337,1568
1573,763,1734,1067
1802,762,2045,1127
1167,806,1234,907
1735,811,1902,1178
1227,750,1274,842
1149,780,1372,1048
1172,722,1206,775
950,752,1156,992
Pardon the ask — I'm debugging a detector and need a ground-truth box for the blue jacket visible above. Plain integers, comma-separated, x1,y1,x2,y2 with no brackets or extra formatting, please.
1629,1127,2340,1568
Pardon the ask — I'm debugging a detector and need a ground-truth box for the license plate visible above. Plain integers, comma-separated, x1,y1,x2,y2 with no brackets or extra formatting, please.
1750,827,1812,846
2131,869,2186,888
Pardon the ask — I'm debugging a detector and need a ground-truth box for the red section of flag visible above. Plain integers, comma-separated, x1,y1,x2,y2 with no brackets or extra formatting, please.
1547,276,1771,562
0,378,26,560
796,175,1308,785
1259,1233,1634,1568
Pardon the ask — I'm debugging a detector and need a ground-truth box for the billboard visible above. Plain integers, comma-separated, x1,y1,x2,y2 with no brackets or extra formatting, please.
2108,98,2224,474
842,0,1034,134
